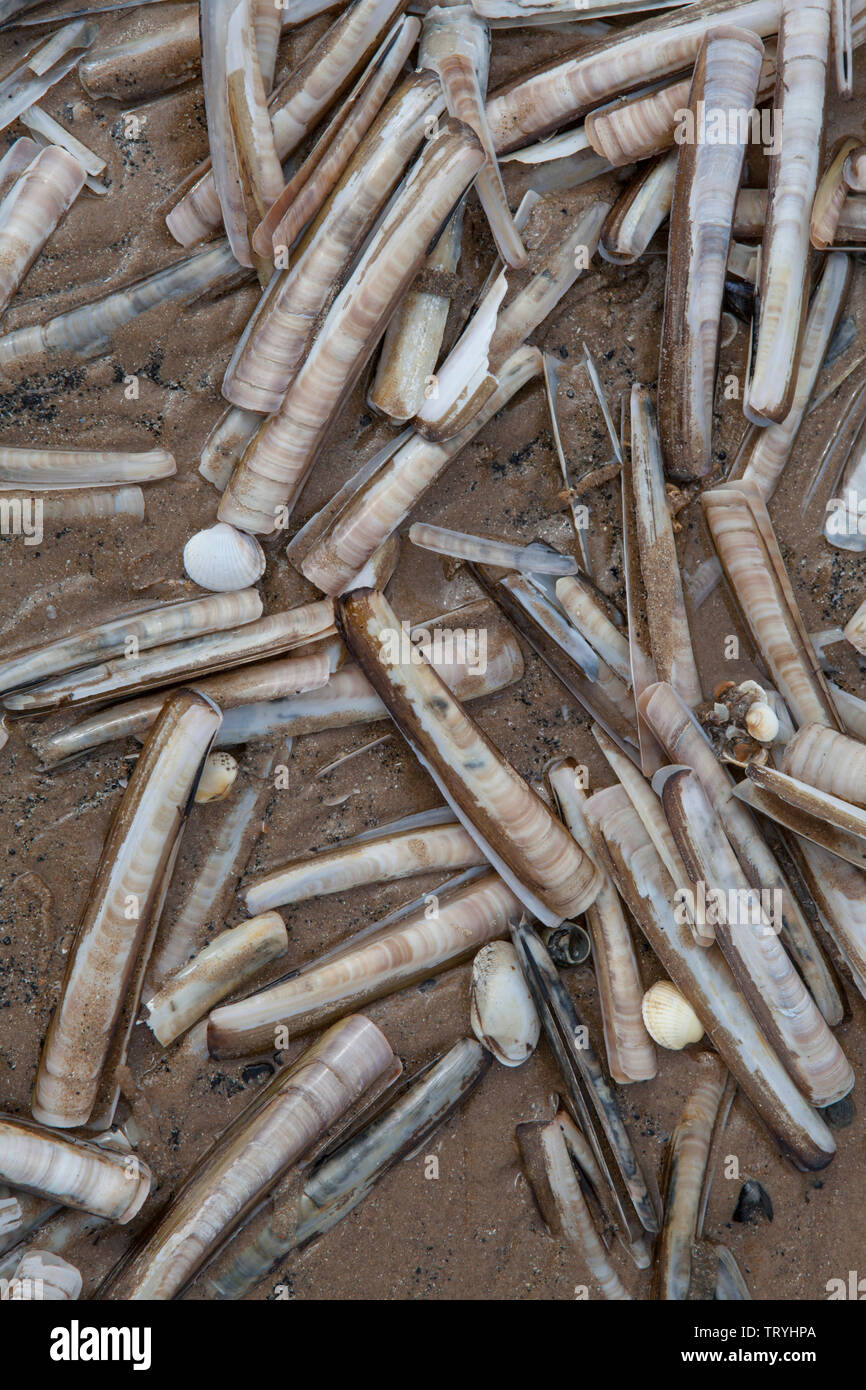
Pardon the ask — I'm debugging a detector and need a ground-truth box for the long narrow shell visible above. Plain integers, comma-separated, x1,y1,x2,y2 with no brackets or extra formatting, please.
0,447,175,490
219,122,485,534
653,1053,728,1300
582,785,835,1172
658,28,764,480
782,722,866,808
702,482,842,729
745,0,831,424
200,405,263,492
32,692,223,1130
599,151,677,265
337,588,601,926
79,6,201,100
101,1015,397,1299
0,145,84,318
0,1116,152,1224
207,871,521,1056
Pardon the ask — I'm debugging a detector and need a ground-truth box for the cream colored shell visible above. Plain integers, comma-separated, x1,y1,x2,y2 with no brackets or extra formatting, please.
469,940,540,1067
183,522,265,592
195,751,239,804
641,980,703,1051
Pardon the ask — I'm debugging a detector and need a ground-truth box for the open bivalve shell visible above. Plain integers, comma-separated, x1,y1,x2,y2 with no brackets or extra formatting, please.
183,522,266,592
470,941,540,1067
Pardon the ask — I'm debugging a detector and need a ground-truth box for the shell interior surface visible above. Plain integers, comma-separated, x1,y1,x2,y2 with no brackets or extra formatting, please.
469,940,541,1066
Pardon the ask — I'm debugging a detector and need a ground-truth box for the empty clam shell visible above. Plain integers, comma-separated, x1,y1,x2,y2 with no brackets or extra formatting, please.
469,941,540,1068
641,981,703,1051
183,523,266,592
7,1251,82,1301
195,751,239,804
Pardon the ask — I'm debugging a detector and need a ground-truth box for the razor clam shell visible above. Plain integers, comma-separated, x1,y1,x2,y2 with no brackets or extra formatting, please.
659,766,853,1107
0,20,96,138
554,576,630,682
223,73,444,415
746,0,831,424
548,759,657,1084
653,1052,728,1300
420,4,526,268
368,199,465,422
788,836,866,1001
200,0,251,266
147,746,279,990
511,920,659,1236
641,681,845,1024
245,820,484,913
843,595,866,654
79,5,201,100
658,28,764,481
219,122,485,534
733,768,866,872
199,404,263,492
0,239,240,371
32,691,223,1130
6,1250,81,1300
0,145,85,317
415,202,608,442
484,0,782,154
619,409,663,774
599,150,677,265
630,384,701,704
0,486,145,521
521,1113,632,1300
498,573,600,680
0,1116,152,1224
297,345,544,595
731,252,852,502
472,0,683,18
337,588,602,926
0,588,263,696
207,871,521,1056
702,482,842,729
824,431,866,553
255,16,418,260
410,523,577,575
209,1039,489,1298
828,679,866,735
146,911,289,1046
102,1015,397,1299
0,136,40,198
583,785,835,1171
225,0,285,279
19,104,106,181
7,602,336,713
811,136,861,249
0,446,175,490
782,722,866,808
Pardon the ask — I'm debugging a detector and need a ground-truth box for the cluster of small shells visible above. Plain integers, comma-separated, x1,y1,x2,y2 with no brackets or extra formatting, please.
698,680,780,765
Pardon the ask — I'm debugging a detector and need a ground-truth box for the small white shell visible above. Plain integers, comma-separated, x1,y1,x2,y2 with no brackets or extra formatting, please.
469,941,540,1067
0,1192,21,1235
745,701,780,744
6,1251,82,1301
195,751,239,803
641,981,703,1051
183,522,265,592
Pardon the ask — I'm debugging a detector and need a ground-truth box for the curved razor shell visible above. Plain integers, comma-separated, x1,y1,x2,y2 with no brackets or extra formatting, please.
207,872,521,1056
0,589,263,696
782,722,866,808
498,573,600,679
843,145,866,191
733,766,866,872
226,0,285,276
298,345,543,595
200,0,251,266
368,200,465,422
219,123,485,534
0,1117,151,1224
200,405,263,492
548,759,657,1085
511,920,659,1236
745,0,831,424
31,691,222,1130
336,588,602,925
0,21,96,139
702,482,842,729
0,447,175,490
658,28,764,481
0,137,40,197
0,486,145,522
640,681,845,1025
410,522,577,575
582,785,835,1171
420,4,526,267
79,6,201,100
414,202,608,442
0,145,84,317
245,821,484,913
223,73,444,415
209,1038,489,1298
7,603,336,714
599,151,676,265
811,136,861,248
554,576,630,682
659,767,853,1107
471,0,682,19
146,911,289,1046
844,596,866,655
630,384,702,704
653,1052,728,1300
0,240,240,372
732,252,852,502
789,837,866,1001
101,1015,397,1299
484,0,782,154
254,16,418,260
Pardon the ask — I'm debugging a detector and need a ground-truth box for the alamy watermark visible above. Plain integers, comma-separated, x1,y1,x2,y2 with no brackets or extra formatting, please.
674,102,782,157
674,882,783,935
0,496,42,545
377,620,488,677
